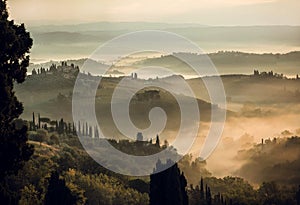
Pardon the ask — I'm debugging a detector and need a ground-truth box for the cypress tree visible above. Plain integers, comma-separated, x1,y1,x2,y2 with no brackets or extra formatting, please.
200,177,204,200
155,134,160,147
89,126,93,137
45,172,76,205
207,186,212,205
296,185,300,205
150,160,188,205
38,113,41,129
86,122,88,136
78,121,81,135
32,112,36,131
0,0,33,202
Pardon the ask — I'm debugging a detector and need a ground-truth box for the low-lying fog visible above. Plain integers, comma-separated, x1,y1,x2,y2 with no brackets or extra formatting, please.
172,103,300,181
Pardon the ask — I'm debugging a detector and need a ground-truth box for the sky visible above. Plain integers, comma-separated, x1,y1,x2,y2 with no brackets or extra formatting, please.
7,0,300,26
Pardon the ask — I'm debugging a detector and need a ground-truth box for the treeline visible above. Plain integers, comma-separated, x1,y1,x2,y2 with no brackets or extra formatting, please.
6,118,300,204
189,176,300,205
27,112,98,138
253,69,286,79
236,136,300,185
11,112,300,205
31,61,79,76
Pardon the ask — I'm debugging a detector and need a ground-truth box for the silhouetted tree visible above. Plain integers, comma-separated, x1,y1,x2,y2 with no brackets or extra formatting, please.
67,122,71,134
189,185,201,205
200,177,204,200
180,172,188,205
155,134,160,147
78,121,81,135
38,113,41,129
89,125,92,137
32,112,36,131
206,184,212,205
49,64,57,72
31,68,37,75
58,118,64,135
150,160,188,205
45,172,76,205
0,0,34,202
296,185,300,205
72,123,76,135
86,122,88,136
55,120,58,132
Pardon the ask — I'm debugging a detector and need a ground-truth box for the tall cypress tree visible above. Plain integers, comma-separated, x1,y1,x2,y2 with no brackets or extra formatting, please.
200,177,204,200
32,112,36,131
296,185,300,205
206,186,212,205
45,172,76,205
38,113,41,129
0,0,33,202
150,160,188,205
155,134,160,147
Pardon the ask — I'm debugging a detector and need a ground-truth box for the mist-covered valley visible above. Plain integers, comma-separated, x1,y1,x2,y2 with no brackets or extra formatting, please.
14,60,300,187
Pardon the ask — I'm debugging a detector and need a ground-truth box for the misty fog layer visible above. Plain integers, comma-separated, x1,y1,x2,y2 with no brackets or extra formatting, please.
15,62,300,185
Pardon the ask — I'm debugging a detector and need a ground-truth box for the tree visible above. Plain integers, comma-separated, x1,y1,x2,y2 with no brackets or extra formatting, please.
200,177,204,201
206,184,212,205
19,184,42,205
31,68,37,75
180,172,188,205
155,134,160,147
32,112,36,131
258,182,282,205
85,122,88,136
296,185,300,205
38,113,41,129
150,160,188,205
0,0,33,202
188,185,201,205
36,129,48,145
136,132,143,141
58,118,65,135
44,172,77,205
49,134,59,145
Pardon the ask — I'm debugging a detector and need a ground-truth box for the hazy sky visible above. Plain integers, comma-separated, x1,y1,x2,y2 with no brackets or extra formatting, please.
7,0,300,26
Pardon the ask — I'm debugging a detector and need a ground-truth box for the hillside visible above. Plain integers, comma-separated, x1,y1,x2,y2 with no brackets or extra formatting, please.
133,51,300,76
15,68,228,139
29,51,300,76
28,23,300,61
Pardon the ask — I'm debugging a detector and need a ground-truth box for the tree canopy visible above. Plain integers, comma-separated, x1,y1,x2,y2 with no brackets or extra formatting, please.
0,0,33,202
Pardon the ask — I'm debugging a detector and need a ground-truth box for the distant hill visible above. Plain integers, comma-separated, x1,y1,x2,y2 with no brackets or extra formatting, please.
29,51,300,77
17,62,300,123
32,31,100,44
132,51,300,76
187,74,300,104
28,23,300,61
15,69,229,139
28,22,207,33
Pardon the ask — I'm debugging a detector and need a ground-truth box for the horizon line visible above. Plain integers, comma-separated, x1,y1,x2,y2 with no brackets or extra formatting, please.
22,20,300,28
